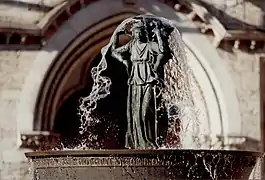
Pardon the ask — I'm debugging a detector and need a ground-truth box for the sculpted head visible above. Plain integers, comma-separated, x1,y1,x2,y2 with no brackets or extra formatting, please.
131,21,145,41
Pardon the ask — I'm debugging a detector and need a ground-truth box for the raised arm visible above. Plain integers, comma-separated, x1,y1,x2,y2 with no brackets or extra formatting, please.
152,28,164,71
111,33,130,70
153,28,164,53
112,43,130,54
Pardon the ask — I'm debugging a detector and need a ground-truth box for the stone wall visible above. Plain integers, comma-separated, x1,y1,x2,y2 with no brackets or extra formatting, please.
217,47,261,141
199,0,265,30
0,51,37,180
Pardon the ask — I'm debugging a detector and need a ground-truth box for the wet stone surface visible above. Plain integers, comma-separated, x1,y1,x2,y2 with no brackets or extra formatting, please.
27,150,260,180
25,15,261,180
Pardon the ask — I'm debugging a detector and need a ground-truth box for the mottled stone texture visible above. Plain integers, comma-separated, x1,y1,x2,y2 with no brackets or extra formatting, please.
0,0,264,30
199,0,265,30
217,47,260,140
0,51,37,180
0,0,64,25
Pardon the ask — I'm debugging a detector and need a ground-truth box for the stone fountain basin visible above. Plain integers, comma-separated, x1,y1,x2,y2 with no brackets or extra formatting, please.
25,149,260,180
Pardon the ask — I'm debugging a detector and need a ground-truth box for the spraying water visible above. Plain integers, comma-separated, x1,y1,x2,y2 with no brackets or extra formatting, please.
28,15,260,180
78,15,198,149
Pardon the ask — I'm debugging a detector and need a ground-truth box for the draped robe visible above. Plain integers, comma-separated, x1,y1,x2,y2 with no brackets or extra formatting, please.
125,40,160,149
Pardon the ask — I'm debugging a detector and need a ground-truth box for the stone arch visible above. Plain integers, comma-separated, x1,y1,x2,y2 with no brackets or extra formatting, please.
17,0,241,145
186,46,223,136
35,13,139,132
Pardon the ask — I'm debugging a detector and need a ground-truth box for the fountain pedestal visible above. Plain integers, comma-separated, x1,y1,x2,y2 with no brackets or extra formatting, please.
25,15,261,180
26,149,260,180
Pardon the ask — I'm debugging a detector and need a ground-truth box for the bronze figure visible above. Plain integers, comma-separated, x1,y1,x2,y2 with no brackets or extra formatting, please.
111,19,165,149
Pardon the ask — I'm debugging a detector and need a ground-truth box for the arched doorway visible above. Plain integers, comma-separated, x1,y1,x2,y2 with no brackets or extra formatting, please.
53,51,130,149
18,0,240,150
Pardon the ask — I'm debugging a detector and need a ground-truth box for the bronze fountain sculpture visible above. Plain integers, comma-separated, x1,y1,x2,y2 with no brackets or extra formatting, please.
25,15,260,180
112,19,165,149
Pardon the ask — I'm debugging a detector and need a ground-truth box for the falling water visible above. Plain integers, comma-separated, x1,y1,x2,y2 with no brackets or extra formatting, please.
161,18,200,149
78,18,133,148
26,15,260,180
78,16,199,149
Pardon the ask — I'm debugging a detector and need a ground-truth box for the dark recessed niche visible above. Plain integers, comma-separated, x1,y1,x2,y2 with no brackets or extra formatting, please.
24,36,42,45
44,25,57,40
69,1,82,14
9,33,22,44
53,52,128,149
0,33,6,44
56,11,69,27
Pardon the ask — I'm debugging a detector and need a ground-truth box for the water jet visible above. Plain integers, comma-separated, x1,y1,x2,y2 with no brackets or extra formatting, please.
25,15,260,179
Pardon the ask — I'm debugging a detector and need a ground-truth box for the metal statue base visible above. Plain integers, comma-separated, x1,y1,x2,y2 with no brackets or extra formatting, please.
25,149,260,180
